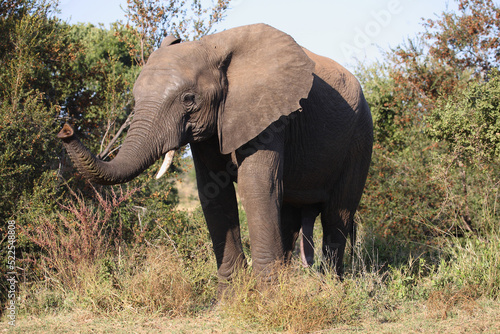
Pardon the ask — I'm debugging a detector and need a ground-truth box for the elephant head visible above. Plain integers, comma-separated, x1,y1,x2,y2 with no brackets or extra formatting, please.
58,24,315,184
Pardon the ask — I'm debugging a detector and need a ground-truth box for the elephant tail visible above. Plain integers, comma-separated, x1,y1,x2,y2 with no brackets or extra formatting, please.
350,220,357,265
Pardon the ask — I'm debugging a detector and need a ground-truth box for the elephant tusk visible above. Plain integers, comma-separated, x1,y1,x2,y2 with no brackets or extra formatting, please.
155,150,175,179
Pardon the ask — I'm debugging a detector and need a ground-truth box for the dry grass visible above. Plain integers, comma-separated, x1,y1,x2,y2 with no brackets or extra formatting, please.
10,168,500,333
17,244,211,317
426,286,481,320
5,296,500,333
121,246,196,316
8,236,500,333
174,164,199,212
218,263,359,333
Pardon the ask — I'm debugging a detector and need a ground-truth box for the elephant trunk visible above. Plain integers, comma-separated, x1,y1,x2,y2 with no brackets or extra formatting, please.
58,122,166,185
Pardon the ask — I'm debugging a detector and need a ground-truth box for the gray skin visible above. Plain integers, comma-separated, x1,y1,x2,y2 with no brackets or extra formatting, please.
58,24,373,291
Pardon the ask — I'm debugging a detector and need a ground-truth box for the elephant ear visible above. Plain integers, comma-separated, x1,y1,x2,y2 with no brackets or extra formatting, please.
201,24,315,154
160,36,181,47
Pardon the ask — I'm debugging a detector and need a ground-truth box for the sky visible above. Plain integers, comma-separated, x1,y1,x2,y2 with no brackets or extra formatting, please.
57,0,464,71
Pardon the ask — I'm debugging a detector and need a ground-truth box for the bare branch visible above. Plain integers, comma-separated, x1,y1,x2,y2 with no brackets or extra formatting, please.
97,110,135,160
100,119,116,154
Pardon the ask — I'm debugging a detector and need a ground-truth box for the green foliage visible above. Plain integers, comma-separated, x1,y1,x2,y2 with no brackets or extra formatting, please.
0,0,61,223
427,69,500,160
0,93,58,222
359,142,444,242
356,63,409,148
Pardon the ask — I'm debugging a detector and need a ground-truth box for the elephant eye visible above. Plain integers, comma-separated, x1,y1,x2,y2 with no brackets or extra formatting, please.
181,93,196,108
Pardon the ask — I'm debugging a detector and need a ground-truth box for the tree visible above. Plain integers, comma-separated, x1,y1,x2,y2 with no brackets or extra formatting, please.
122,0,230,65
0,0,66,223
61,22,140,155
424,0,500,77
358,0,500,242
388,0,500,117
1,0,230,235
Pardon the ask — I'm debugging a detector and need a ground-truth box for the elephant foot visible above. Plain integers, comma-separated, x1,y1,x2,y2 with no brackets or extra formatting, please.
216,281,232,300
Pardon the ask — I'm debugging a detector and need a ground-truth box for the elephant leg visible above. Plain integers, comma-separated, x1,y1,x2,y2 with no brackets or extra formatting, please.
280,204,302,264
236,135,285,281
300,206,320,267
320,206,350,277
321,153,371,278
191,146,246,295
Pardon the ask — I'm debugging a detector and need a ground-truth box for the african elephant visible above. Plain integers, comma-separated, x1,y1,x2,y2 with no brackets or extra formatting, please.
58,24,373,291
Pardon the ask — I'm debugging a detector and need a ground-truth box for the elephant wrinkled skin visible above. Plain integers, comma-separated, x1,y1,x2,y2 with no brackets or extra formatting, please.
58,24,373,292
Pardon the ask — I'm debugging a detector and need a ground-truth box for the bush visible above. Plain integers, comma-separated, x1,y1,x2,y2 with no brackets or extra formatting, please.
427,69,500,161
17,184,217,317
20,184,138,291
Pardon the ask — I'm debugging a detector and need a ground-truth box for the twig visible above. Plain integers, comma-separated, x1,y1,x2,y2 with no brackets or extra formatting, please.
157,224,181,259
97,111,135,160
131,205,147,232
99,119,115,154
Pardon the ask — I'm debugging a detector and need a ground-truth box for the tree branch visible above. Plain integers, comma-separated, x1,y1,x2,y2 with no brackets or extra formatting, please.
97,111,134,160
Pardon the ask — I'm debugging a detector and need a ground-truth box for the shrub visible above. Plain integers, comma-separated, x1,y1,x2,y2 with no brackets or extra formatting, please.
21,184,138,292
427,69,500,161
16,181,217,316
